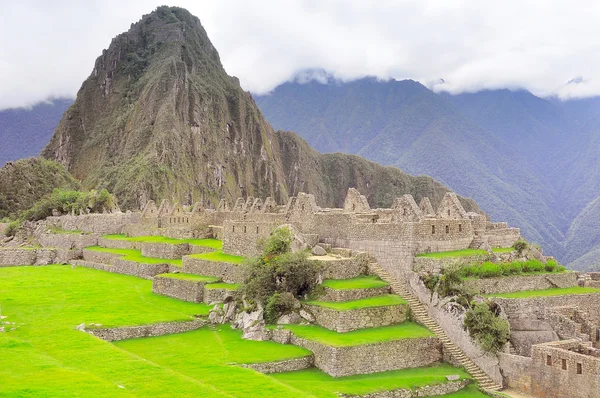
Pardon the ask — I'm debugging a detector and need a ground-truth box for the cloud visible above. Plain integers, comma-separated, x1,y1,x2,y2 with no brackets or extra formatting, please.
1,0,600,109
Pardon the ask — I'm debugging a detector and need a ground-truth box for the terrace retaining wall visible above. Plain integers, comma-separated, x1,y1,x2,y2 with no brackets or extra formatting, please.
152,275,207,302
304,303,408,332
86,319,207,341
38,233,99,250
271,329,442,377
412,254,490,273
241,356,314,374
338,380,469,398
182,257,243,283
493,293,600,324
141,242,190,259
464,272,578,294
204,287,239,304
0,248,79,266
321,285,391,302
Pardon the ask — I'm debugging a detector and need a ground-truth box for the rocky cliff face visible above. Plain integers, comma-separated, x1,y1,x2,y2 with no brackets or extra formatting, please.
42,6,480,214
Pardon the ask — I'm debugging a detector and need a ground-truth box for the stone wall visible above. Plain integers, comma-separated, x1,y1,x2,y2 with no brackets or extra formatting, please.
86,319,206,341
271,328,442,377
38,233,99,250
203,286,239,304
110,259,169,279
321,285,390,302
304,303,408,332
493,293,600,324
47,212,141,235
463,272,578,294
97,237,141,249
141,242,190,259
318,255,370,280
531,340,600,398
222,220,279,257
241,356,314,374
182,257,243,283
412,254,490,273
497,353,533,393
338,380,469,398
152,275,206,302
0,247,77,266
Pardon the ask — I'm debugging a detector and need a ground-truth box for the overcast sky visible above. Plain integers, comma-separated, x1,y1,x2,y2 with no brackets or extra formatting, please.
1,0,600,110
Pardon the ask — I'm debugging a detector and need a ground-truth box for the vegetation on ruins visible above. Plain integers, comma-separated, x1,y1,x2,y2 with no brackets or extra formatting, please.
189,250,244,264
512,239,529,256
0,157,79,220
458,259,566,278
241,226,322,323
464,301,510,353
5,188,117,236
487,286,600,299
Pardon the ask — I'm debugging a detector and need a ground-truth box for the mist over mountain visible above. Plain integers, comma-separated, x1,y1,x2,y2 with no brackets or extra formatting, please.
256,76,600,269
0,98,73,167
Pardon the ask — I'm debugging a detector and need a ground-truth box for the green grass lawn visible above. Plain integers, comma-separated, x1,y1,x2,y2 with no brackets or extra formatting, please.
205,282,240,290
492,247,514,253
156,273,220,283
416,249,488,258
306,294,406,311
275,323,434,347
0,265,477,397
102,234,223,249
487,286,600,299
321,275,389,290
270,364,473,397
189,250,244,264
48,226,85,234
85,246,183,266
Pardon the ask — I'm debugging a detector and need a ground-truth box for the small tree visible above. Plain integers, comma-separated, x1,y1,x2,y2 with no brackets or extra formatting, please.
512,239,528,256
464,301,510,353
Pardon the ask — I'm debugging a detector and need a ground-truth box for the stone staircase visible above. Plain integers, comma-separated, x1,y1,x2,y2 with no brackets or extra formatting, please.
368,262,503,392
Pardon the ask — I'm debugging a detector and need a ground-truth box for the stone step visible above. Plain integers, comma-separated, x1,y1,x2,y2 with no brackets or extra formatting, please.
365,260,503,392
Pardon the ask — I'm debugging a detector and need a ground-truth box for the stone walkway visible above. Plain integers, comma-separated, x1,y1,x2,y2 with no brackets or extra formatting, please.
502,389,536,398
369,262,503,392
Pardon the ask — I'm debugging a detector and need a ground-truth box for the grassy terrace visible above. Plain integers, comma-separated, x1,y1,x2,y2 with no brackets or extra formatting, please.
102,234,223,249
0,266,480,397
273,323,434,347
487,286,600,299
156,273,220,283
85,246,183,266
270,364,473,396
321,275,389,290
306,295,406,311
205,282,240,290
416,248,512,258
189,250,245,264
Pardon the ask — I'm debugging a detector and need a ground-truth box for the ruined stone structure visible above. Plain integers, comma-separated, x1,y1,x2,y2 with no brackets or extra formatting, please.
64,189,519,280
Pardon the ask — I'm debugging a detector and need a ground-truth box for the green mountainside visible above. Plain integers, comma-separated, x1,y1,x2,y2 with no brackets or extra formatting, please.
39,7,479,216
256,78,600,269
0,158,79,219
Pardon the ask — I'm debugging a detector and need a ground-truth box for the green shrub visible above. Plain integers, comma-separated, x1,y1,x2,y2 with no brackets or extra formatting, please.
545,259,558,272
457,259,565,279
4,188,117,236
522,259,545,273
464,302,510,353
437,266,463,297
422,273,440,292
512,240,528,255
242,227,322,319
264,292,295,324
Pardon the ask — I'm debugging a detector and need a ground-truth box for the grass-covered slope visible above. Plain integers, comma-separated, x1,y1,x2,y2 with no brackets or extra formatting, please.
487,286,600,299
321,275,389,290
0,157,79,219
306,295,406,311
102,234,223,249
0,266,482,397
85,246,182,266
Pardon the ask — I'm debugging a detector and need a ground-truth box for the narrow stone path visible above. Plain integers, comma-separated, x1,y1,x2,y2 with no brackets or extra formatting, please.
368,262,503,392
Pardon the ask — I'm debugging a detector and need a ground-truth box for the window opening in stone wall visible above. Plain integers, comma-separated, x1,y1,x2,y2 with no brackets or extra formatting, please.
459,224,462,232
596,328,600,342
232,226,235,232
447,209,450,216
302,204,305,211
431,225,435,234
256,226,259,234
352,204,355,211
445,225,449,234
562,359,567,370
577,363,582,374
403,208,407,215
547,355,552,366
243,226,247,233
